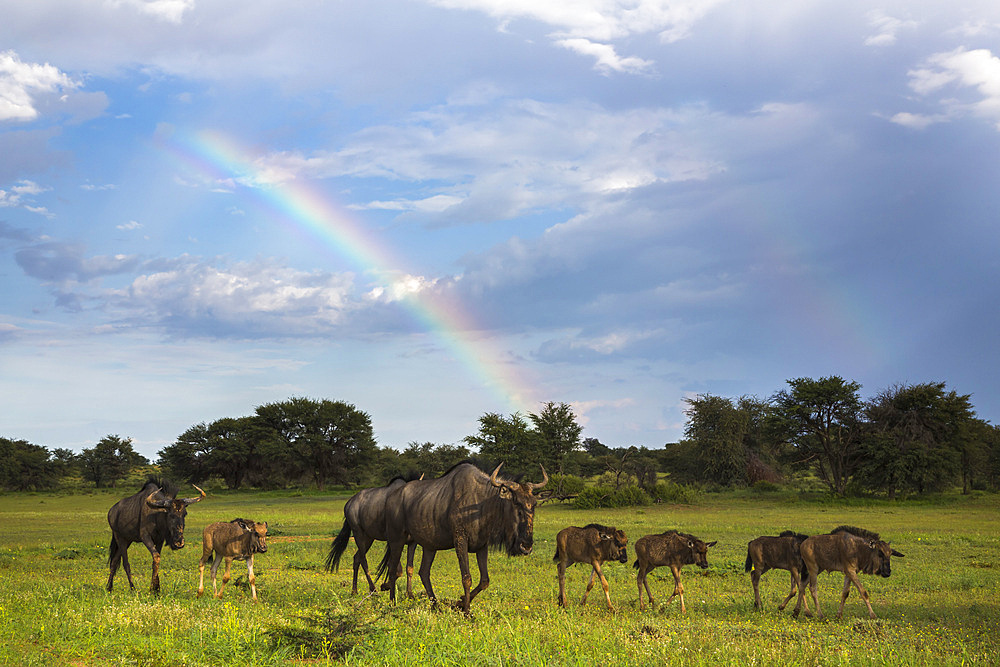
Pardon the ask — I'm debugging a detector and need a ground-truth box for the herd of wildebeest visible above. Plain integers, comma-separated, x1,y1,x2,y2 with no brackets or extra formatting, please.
104,462,906,619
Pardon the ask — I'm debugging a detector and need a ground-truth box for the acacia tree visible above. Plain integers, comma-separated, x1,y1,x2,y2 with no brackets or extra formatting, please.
78,434,137,488
255,397,377,490
772,376,863,496
0,438,61,491
464,412,541,475
529,402,582,478
683,394,749,486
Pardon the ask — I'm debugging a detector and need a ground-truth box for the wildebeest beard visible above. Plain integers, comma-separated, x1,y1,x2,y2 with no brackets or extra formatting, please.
487,489,534,557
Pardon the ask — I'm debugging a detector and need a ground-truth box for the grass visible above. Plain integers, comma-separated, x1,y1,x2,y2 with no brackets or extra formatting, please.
0,489,998,665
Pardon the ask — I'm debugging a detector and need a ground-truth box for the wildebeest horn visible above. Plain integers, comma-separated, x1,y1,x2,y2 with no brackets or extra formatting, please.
145,488,171,509
489,463,505,487
181,484,206,505
891,549,905,557
419,473,425,480
527,464,549,491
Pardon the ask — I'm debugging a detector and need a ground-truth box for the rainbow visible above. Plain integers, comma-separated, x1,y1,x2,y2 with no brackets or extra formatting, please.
158,128,538,414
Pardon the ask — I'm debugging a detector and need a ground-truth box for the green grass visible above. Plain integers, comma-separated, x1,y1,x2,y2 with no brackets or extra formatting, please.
0,490,998,665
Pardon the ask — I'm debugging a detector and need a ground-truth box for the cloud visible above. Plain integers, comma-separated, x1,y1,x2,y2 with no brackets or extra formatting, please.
0,50,78,122
15,242,140,283
116,220,143,231
0,180,52,215
555,38,655,75
901,47,1000,130
107,0,194,24
864,11,917,47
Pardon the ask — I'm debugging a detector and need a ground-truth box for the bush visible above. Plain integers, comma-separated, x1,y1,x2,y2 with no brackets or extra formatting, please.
751,480,782,494
574,484,651,509
648,481,700,504
547,474,585,496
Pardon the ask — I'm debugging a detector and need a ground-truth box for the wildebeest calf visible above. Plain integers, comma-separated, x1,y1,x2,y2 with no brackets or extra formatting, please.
554,523,628,610
198,518,269,601
745,530,810,613
793,525,904,619
634,530,716,612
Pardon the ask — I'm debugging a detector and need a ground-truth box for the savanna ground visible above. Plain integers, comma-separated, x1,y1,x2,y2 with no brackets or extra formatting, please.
1,487,998,665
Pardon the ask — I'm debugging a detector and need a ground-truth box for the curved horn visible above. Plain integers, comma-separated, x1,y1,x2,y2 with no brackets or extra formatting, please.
528,464,549,491
489,463,505,487
181,484,206,505
419,473,425,480
145,488,170,509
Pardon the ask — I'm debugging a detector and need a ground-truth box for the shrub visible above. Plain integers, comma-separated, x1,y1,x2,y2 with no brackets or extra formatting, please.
574,484,651,509
547,474,585,496
648,481,700,504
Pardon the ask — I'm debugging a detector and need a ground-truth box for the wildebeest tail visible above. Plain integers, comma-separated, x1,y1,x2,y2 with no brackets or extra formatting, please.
108,536,118,567
374,543,393,583
744,549,753,573
633,559,640,569
325,520,352,573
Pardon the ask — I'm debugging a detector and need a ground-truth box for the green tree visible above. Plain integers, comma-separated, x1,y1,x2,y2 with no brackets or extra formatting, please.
255,397,377,490
0,438,62,490
464,412,541,474
683,394,749,486
529,401,582,477
158,422,214,484
772,376,863,496
78,434,137,488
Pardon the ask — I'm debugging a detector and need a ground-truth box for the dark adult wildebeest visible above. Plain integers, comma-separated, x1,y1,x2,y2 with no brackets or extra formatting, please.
745,530,810,613
554,523,628,610
198,518,269,601
106,478,205,593
377,461,547,615
793,525,905,619
634,530,716,612
325,473,422,597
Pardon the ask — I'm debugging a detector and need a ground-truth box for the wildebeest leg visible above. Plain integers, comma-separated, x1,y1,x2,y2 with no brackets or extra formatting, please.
352,532,375,594
217,557,234,599
593,561,614,610
405,542,418,599
417,548,438,604
247,554,258,602
467,550,490,603
210,553,224,597
750,565,764,611
808,571,823,618
840,571,874,619
637,563,655,611
455,538,474,615
141,536,162,593
778,570,798,611
557,556,569,607
665,564,686,612
383,540,406,603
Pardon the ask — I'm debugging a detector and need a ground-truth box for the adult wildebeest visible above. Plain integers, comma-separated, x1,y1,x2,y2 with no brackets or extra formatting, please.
325,473,422,597
197,518,269,601
377,461,547,615
554,523,628,610
106,478,205,593
634,530,716,612
745,530,810,613
792,525,905,619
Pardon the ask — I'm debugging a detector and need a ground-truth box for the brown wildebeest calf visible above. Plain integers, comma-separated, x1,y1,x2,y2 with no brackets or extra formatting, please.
745,530,810,613
634,530,716,612
198,518,269,601
554,523,628,610
793,525,904,619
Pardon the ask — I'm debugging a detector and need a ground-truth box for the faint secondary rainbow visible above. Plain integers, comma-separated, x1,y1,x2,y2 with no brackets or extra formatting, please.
160,128,537,414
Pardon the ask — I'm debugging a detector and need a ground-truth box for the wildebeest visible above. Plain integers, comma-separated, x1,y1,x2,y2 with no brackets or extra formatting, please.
106,478,205,592
377,461,547,614
197,518,269,601
634,530,717,612
554,523,628,610
325,473,422,597
793,525,905,619
745,530,810,613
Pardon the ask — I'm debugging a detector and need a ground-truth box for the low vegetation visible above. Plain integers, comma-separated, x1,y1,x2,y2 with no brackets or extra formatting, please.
1,489,997,665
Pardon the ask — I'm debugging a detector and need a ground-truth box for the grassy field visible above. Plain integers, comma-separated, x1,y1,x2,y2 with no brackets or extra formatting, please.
0,488,998,665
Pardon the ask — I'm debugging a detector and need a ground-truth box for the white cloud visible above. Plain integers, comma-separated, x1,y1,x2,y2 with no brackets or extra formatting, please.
904,47,1000,130
555,38,655,75
0,51,77,122
117,220,143,230
0,179,51,214
864,11,917,47
107,0,194,24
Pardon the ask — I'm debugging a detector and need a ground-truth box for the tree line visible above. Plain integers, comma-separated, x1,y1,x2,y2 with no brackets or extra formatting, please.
3,377,999,497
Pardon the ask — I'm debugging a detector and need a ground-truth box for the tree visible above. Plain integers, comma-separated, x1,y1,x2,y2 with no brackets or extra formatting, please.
78,434,137,488
0,438,62,490
158,422,214,485
529,402,582,477
772,376,863,496
464,412,541,474
683,394,749,486
255,397,377,490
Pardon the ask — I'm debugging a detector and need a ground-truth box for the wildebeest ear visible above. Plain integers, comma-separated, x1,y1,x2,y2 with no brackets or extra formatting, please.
891,549,905,557
706,541,718,548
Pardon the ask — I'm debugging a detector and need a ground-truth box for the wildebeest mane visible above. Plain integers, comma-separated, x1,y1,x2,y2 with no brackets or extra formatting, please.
831,525,880,541
385,470,422,485
658,529,700,543
583,523,615,534
778,530,809,541
142,476,178,498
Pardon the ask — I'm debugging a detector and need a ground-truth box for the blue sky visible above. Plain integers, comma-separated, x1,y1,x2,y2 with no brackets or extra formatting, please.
2,0,999,460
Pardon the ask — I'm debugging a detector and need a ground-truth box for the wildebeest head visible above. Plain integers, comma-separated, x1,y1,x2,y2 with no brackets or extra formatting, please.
867,539,904,577
600,528,629,564
145,484,205,550
686,536,718,569
250,521,269,554
490,463,548,556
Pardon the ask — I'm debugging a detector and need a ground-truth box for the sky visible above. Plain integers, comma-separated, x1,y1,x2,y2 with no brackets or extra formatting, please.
2,0,999,461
